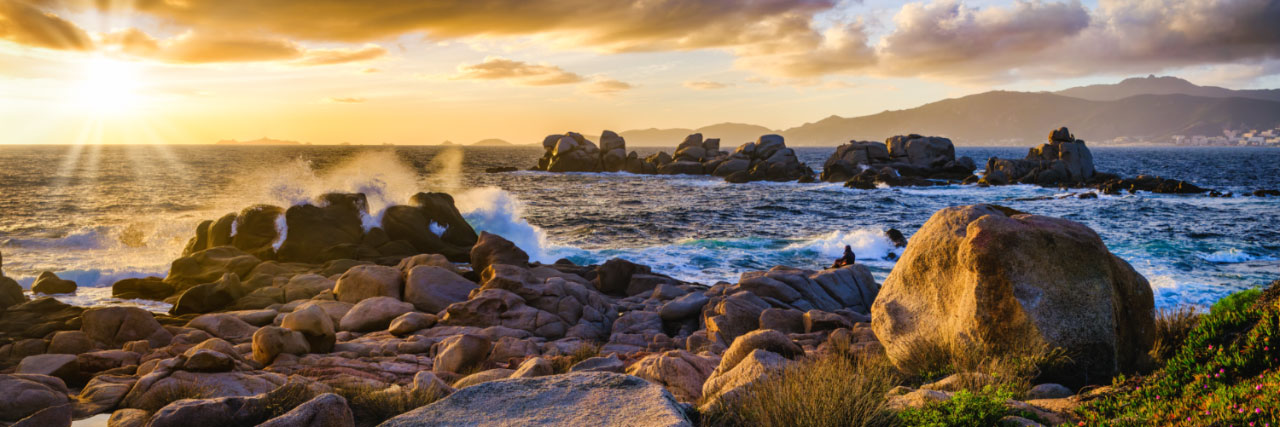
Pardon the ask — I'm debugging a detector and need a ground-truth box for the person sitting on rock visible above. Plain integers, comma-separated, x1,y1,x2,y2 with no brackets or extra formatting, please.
831,245,856,269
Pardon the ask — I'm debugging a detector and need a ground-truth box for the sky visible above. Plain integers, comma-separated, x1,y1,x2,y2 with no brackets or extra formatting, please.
1,0,1278,145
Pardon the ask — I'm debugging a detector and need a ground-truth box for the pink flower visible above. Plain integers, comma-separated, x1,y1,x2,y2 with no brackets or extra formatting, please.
1221,368,1226,373
1257,384,1264,390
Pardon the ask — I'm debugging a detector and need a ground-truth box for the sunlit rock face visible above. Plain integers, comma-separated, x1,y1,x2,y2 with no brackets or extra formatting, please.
871,204,1155,387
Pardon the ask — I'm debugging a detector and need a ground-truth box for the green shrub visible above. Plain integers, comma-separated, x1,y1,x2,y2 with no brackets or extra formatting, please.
1211,287,1261,315
1076,284,1280,426
702,353,902,427
897,385,1037,427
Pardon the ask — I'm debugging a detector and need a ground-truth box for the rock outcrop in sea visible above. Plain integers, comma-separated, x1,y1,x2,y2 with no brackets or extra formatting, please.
820,134,977,188
0,195,1165,426
531,131,815,183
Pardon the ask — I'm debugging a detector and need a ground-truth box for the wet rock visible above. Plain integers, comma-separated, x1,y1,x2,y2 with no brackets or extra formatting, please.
1,274,26,310
382,372,691,427
164,246,261,289
111,277,173,300
31,271,76,294
470,232,530,274
871,204,1155,386
275,194,367,263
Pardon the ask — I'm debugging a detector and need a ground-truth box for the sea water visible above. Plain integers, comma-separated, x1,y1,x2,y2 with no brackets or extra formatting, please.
0,144,1276,311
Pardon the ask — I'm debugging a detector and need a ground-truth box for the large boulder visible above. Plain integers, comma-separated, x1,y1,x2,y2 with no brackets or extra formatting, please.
170,273,245,315
281,305,336,353
982,127,1097,187
0,374,69,422
380,372,691,427
0,298,82,342
886,134,956,169
230,204,285,259
1,274,25,310
251,326,310,365
165,246,262,289
404,266,477,313
432,334,491,374
337,297,414,332
275,194,367,263
379,193,476,262
111,277,173,300
333,265,403,303
625,350,719,403
81,306,173,348
871,204,1155,386
470,232,530,274
31,271,76,294
258,393,354,427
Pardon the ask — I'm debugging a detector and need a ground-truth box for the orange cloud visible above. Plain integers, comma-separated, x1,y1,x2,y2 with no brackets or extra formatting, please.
326,96,366,103
583,77,633,95
0,0,91,50
452,56,585,85
298,44,386,65
684,80,733,90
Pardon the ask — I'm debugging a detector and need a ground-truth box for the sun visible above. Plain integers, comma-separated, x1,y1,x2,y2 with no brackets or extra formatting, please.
73,56,144,116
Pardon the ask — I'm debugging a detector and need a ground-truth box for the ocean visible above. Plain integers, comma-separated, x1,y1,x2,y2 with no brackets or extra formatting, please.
0,144,1277,311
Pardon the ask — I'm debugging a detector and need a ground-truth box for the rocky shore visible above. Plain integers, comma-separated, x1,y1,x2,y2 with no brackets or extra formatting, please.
0,189,1205,426
513,127,1280,197
530,131,815,183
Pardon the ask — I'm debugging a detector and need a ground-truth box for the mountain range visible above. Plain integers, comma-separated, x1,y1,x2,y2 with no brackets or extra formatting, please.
616,76,1280,147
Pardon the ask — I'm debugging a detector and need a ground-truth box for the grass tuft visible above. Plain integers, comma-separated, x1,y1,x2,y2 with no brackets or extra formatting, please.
335,385,445,427
701,352,902,427
552,342,602,373
1150,306,1202,363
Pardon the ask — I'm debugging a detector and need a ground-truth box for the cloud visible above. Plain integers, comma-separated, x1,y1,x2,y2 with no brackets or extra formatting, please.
326,96,366,103
684,80,734,90
297,44,386,65
452,56,585,85
583,77,633,94
0,0,92,50
101,28,387,65
102,30,304,63
876,0,1091,79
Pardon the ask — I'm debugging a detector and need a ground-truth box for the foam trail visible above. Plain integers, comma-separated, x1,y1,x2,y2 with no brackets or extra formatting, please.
455,187,557,264
1198,249,1275,263
783,228,901,261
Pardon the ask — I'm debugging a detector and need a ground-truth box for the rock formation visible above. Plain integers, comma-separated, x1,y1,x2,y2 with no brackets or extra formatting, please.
870,204,1156,387
821,134,976,186
982,127,1097,187
532,131,815,183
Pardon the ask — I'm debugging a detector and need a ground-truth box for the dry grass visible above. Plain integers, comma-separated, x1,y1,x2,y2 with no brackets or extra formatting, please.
257,382,322,422
701,352,903,427
890,336,1071,397
138,381,217,412
1150,306,1201,363
552,342,602,373
335,385,445,427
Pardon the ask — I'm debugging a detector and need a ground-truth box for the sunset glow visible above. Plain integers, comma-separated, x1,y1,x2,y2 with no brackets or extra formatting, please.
1,0,1277,145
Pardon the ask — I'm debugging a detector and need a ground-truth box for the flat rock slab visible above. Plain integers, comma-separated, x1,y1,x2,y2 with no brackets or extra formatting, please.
378,372,691,427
